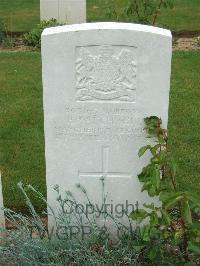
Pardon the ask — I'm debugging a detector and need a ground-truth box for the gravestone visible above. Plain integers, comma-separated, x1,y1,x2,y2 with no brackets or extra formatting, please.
42,23,172,233
40,0,86,24
0,173,5,229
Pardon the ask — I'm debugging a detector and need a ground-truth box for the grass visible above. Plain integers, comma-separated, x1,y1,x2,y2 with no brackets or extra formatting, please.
0,51,199,211
0,0,39,32
87,0,200,32
168,51,200,193
157,0,200,32
0,0,199,32
0,52,45,211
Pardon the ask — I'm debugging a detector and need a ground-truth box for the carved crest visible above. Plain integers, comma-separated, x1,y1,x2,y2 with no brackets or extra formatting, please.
75,45,137,102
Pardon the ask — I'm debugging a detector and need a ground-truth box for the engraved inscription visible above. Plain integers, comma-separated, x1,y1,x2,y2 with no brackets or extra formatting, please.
75,45,137,102
53,106,145,141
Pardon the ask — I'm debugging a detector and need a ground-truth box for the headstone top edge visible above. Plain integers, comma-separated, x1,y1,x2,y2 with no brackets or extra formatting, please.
42,22,172,38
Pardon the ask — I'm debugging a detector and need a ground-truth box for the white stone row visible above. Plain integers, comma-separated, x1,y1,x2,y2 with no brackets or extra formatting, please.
40,0,86,24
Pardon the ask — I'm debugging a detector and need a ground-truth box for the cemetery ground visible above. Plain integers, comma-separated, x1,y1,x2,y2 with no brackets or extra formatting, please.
0,2,199,265
0,0,199,32
0,50,199,212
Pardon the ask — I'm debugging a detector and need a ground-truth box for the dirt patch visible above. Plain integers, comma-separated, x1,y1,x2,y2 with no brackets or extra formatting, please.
0,44,33,52
172,31,199,38
0,38,34,52
1,37,200,52
173,37,200,51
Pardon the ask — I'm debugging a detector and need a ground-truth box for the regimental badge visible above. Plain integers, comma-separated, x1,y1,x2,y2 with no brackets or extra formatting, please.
75,45,137,102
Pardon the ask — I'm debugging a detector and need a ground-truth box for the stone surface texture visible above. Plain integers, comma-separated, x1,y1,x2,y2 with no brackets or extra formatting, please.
40,0,86,24
42,22,172,230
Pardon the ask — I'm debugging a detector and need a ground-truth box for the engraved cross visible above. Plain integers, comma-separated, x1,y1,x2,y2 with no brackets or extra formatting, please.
78,146,132,179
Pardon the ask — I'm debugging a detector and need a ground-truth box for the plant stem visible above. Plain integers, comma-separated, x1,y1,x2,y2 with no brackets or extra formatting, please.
169,169,189,260
134,0,140,21
152,0,163,25
157,119,189,261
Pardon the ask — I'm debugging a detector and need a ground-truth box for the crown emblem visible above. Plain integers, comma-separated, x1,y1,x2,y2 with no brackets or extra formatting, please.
75,45,137,102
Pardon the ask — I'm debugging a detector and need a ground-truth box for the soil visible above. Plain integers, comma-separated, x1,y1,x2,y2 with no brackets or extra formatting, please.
0,37,200,52
173,37,200,51
0,38,34,52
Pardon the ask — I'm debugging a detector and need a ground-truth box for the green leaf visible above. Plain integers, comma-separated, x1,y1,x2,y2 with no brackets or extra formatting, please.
133,244,145,252
174,229,184,240
148,247,158,261
141,181,158,197
138,166,150,182
141,224,151,241
187,193,200,207
191,221,200,231
139,164,161,196
156,150,168,164
160,191,185,208
150,211,158,228
158,135,165,144
129,209,149,223
188,241,200,256
161,178,174,191
144,116,162,137
150,144,160,156
138,145,152,157
148,186,158,197
151,165,161,190
144,116,160,128
184,262,196,266
143,203,155,210
161,209,171,225
181,199,193,226
141,181,152,192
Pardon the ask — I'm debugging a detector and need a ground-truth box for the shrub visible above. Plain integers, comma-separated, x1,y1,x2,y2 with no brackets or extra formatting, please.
1,36,16,49
105,0,174,26
0,18,16,48
0,181,193,265
23,19,59,49
0,183,142,265
129,116,200,264
125,0,174,25
0,18,6,43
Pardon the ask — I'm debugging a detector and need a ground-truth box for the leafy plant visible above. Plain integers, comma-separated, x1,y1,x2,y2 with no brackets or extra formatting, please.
0,18,16,48
1,36,16,49
104,0,121,21
172,36,178,46
194,36,200,47
0,18,6,43
23,19,59,49
0,179,192,265
0,182,140,265
129,116,200,264
125,0,174,25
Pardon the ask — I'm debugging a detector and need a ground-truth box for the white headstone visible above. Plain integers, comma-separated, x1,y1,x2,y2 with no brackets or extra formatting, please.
40,0,86,24
42,23,172,233
0,173,5,229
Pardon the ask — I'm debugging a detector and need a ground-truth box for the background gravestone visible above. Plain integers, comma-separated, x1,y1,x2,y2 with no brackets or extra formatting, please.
40,0,86,24
42,23,172,230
